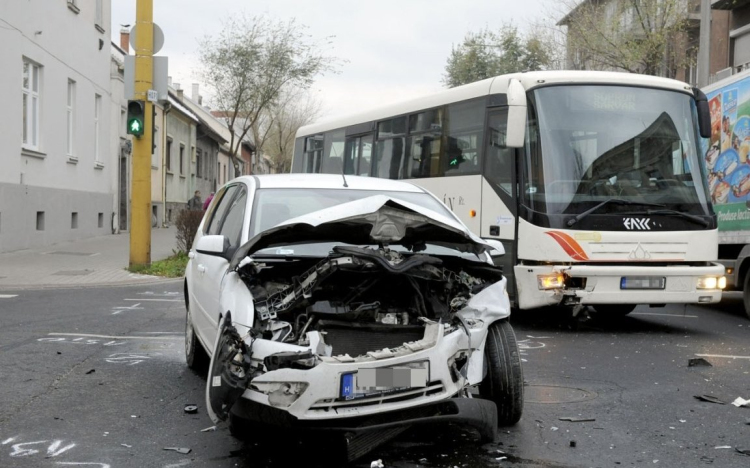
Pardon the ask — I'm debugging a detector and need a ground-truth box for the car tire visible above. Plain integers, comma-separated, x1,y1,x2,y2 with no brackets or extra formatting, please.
591,304,637,316
743,270,750,320
479,319,523,426
185,288,209,372
228,413,260,439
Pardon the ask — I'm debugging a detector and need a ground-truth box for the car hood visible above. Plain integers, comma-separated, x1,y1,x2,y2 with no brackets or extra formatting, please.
229,195,491,269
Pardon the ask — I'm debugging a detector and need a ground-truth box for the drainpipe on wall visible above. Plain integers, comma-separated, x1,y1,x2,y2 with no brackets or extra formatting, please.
162,102,171,227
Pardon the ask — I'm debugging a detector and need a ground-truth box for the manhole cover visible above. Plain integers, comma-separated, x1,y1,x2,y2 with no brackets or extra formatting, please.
52,270,93,276
45,251,97,256
525,384,597,404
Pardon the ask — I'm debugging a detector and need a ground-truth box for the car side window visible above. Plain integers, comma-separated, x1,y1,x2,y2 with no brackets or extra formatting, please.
218,187,247,248
206,185,239,236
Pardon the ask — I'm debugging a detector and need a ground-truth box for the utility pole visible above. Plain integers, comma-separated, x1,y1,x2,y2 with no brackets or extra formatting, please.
697,0,711,87
129,0,154,267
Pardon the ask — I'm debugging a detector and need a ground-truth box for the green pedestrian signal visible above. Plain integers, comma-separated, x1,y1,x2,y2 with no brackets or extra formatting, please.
126,100,145,137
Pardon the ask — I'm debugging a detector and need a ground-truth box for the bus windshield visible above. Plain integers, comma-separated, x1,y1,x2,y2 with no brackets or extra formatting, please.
522,85,712,219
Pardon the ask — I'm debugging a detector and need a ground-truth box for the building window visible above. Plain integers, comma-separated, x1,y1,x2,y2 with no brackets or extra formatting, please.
166,138,173,172
196,148,203,178
179,144,185,175
67,80,75,156
71,212,78,229
36,211,45,231
22,59,41,150
94,94,101,162
98,212,104,228
95,0,103,29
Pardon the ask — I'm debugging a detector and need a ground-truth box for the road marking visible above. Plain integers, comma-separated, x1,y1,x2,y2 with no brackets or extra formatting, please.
695,353,750,360
631,312,698,318
112,303,143,315
47,333,182,341
0,295,18,299
56,464,110,467
125,298,182,302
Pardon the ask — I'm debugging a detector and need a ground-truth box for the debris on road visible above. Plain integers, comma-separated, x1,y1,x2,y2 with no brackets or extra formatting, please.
570,441,577,447
121,443,132,448
559,417,596,422
200,426,216,432
550,426,559,431
694,395,726,405
688,358,712,367
714,445,732,449
370,459,384,468
86,369,95,374
731,397,750,408
184,404,199,414
163,447,192,454
736,447,750,456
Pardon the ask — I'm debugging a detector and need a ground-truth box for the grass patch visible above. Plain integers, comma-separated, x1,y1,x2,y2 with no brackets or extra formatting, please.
128,252,189,278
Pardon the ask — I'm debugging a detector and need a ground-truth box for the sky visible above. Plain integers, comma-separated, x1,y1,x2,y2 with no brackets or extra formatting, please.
112,0,559,119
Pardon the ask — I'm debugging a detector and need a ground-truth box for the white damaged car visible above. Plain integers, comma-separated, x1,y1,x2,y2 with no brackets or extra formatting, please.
184,174,523,448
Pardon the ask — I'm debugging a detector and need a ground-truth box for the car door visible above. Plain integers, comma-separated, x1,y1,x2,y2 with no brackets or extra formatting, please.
190,184,241,348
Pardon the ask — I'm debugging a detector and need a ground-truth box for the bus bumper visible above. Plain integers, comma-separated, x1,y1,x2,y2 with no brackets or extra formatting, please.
514,263,725,310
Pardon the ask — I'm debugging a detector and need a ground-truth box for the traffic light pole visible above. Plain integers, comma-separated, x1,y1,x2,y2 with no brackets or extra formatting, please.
130,0,154,268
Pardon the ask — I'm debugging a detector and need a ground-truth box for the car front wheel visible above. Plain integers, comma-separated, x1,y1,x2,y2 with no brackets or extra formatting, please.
479,319,523,426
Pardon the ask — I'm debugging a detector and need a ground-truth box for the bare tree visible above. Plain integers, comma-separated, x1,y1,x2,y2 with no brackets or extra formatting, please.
558,0,694,77
198,14,338,177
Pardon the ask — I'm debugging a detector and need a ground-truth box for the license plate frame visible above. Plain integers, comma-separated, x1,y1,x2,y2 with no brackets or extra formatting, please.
620,276,666,290
339,361,429,400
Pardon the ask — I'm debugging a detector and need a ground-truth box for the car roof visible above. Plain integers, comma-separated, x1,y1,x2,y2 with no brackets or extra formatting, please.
234,173,426,193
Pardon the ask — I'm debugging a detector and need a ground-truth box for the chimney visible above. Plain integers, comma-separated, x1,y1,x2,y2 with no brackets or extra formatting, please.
120,27,130,53
192,83,200,102
176,88,184,101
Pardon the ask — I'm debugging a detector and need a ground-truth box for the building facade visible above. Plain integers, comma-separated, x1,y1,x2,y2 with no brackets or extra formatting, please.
0,0,113,253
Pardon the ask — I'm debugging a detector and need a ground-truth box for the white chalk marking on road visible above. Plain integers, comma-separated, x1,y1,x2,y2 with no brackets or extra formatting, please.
630,312,698,318
47,440,76,457
695,353,750,360
2,438,16,445
143,332,182,335
9,440,46,457
0,294,18,299
164,460,192,468
47,333,182,341
56,463,110,468
125,298,181,302
138,291,180,296
112,303,144,315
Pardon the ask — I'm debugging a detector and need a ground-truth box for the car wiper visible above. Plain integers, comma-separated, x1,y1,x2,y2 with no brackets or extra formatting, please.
566,199,665,227
636,209,710,227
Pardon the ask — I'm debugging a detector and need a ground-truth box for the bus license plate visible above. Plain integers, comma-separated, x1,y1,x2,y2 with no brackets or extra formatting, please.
340,362,428,400
620,276,665,290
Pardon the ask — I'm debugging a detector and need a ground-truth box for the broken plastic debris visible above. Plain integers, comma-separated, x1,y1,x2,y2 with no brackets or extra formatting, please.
163,447,192,454
688,358,712,367
86,369,95,374
370,459,384,468
736,447,750,456
121,443,132,448
201,426,216,432
731,397,750,408
714,446,732,449
496,457,508,460
559,417,595,422
550,426,559,431
570,441,577,447
694,395,726,405
184,404,199,414
418,458,427,463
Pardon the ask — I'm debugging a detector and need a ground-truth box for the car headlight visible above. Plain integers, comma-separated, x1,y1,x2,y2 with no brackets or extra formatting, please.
537,273,564,290
697,276,726,290
251,382,308,408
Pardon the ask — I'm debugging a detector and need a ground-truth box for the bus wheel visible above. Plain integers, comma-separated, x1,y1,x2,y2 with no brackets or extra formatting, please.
479,319,524,426
591,304,636,316
743,271,750,320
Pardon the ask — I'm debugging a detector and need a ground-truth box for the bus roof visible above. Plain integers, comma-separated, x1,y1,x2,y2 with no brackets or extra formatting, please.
297,70,694,138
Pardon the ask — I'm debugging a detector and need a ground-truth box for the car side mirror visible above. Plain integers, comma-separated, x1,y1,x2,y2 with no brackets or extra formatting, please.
506,79,527,148
195,235,230,259
693,87,711,139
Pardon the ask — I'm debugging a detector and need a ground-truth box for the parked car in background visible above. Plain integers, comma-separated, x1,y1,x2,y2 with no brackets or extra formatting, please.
183,173,523,458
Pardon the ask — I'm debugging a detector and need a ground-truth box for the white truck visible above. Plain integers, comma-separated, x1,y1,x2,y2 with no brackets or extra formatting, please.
701,69,750,319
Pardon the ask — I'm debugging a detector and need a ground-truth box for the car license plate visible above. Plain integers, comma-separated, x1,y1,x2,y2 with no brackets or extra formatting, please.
340,362,429,400
620,276,666,290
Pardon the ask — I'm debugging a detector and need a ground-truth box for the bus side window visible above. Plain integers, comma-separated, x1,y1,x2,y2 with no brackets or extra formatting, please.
485,110,514,194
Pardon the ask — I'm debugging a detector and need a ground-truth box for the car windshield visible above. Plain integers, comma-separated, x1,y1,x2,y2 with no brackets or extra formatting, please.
522,85,712,221
248,188,481,259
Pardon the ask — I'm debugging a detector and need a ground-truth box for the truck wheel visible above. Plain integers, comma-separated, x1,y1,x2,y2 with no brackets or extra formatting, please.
591,304,636,316
479,319,523,426
743,271,750,320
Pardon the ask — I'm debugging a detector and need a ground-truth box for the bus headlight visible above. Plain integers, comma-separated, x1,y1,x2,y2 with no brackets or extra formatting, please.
537,273,564,290
697,276,726,290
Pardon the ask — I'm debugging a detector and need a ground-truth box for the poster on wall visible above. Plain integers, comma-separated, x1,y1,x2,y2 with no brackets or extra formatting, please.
701,77,750,231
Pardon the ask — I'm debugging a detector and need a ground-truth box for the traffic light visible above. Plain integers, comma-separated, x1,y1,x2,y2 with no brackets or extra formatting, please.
126,100,145,137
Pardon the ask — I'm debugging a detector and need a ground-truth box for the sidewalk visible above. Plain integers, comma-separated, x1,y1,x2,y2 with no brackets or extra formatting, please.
0,227,180,290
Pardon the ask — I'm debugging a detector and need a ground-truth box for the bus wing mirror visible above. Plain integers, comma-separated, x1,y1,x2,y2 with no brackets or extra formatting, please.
506,79,527,148
693,87,711,139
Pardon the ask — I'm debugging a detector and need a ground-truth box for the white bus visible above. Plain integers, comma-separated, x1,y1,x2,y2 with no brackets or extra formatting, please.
291,71,725,315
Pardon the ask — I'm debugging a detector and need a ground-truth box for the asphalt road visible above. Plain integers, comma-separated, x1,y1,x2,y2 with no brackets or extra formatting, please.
0,284,748,468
